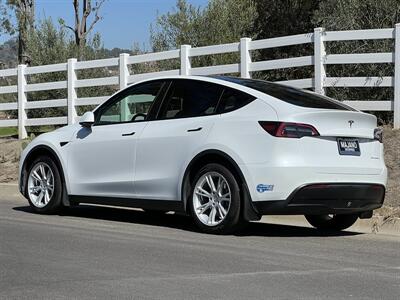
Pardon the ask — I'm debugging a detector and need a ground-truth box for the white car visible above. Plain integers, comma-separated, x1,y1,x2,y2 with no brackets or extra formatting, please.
19,75,387,234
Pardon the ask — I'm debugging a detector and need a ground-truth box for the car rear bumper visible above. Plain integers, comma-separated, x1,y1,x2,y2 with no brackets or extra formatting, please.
253,183,385,215
240,162,387,202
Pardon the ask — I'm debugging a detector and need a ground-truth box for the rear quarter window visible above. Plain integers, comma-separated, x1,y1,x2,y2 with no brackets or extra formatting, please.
217,87,255,113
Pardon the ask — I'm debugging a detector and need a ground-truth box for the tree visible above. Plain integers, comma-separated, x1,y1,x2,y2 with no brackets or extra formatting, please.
200,0,257,45
313,0,400,30
4,0,35,65
59,0,106,60
0,1,15,90
23,17,114,121
151,0,257,50
254,0,320,41
0,1,13,36
252,0,321,81
150,0,257,69
150,0,202,51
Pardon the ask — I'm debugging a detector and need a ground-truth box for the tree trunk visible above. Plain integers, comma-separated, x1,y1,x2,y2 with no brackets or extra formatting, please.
15,0,35,65
78,37,86,61
64,0,105,60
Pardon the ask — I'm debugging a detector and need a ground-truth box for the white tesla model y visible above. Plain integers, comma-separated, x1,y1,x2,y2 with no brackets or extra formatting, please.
19,76,387,234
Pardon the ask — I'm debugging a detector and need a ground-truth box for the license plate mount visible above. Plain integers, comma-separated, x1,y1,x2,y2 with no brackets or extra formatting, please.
337,138,360,156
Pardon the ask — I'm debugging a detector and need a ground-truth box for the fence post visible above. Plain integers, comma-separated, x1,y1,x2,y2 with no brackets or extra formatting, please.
314,27,326,95
119,53,130,89
180,45,191,75
394,24,400,128
17,64,27,139
240,37,252,79
67,58,77,124
119,53,130,120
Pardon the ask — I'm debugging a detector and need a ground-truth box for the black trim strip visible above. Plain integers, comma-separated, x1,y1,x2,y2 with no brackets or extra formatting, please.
69,195,184,212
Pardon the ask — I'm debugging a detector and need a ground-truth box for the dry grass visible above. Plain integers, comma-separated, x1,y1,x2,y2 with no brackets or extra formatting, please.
370,127,400,230
382,127,400,207
0,138,23,183
372,206,400,233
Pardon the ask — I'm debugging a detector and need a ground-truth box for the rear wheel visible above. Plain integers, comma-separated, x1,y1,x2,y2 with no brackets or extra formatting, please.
305,214,358,231
26,156,63,214
189,163,241,234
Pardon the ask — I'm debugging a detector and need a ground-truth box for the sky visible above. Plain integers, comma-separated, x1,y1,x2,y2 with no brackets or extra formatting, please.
2,0,209,50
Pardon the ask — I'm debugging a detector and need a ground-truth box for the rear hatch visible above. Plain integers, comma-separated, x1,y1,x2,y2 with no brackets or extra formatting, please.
274,108,383,176
216,76,385,176
247,81,383,175
288,110,376,138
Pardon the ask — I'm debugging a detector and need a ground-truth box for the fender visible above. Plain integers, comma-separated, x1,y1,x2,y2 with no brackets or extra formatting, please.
181,149,261,221
20,144,70,207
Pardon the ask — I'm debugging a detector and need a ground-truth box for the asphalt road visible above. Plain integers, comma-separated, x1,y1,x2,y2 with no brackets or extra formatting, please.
0,185,399,299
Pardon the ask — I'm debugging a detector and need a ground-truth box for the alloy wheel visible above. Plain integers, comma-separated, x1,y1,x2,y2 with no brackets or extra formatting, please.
28,162,55,208
193,171,231,226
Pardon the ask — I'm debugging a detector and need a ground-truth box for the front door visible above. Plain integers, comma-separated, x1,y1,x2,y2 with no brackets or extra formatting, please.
67,80,167,198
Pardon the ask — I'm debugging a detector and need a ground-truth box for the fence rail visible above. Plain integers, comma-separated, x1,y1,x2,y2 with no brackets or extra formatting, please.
1,26,400,139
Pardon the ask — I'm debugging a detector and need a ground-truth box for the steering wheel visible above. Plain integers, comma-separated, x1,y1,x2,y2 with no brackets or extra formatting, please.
131,113,147,122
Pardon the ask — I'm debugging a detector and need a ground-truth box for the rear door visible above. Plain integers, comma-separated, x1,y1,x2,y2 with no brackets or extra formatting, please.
134,79,223,200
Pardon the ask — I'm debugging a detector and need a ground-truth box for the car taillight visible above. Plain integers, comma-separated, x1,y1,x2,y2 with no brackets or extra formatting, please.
259,121,320,138
374,128,383,143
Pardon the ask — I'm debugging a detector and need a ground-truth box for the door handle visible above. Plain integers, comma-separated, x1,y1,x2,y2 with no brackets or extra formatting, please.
122,131,135,136
187,127,202,132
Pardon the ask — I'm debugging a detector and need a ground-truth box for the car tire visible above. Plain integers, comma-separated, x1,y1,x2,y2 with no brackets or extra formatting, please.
305,214,358,231
189,163,241,234
25,156,63,214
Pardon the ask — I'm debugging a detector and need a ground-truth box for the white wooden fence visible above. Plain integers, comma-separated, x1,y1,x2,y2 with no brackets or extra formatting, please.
1,26,400,139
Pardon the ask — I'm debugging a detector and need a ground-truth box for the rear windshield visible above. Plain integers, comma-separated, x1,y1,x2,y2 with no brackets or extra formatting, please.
215,76,353,111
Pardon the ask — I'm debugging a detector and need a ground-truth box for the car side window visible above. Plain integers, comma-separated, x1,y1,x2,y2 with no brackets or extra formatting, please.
158,80,223,119
217,87,255,113
95,81,165,125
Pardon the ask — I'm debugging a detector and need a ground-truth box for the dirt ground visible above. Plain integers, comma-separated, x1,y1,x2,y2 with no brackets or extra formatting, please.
382,127,400,208
0,128,399,209
0,138,23,183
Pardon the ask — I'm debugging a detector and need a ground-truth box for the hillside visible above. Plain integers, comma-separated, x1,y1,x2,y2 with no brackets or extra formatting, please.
0,38,132,70
0,39,17,69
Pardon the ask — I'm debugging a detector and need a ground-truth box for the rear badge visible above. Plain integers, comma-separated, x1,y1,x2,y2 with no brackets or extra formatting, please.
257,184,274,193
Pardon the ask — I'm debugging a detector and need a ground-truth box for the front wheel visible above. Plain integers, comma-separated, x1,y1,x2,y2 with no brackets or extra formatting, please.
26,156,63,214
305,214,358,231
189,163,241,234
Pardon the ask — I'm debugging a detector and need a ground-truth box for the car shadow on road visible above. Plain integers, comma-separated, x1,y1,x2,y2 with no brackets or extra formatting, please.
13,205,362,237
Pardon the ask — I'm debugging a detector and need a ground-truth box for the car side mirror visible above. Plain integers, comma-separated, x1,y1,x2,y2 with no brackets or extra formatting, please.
79,111,95,128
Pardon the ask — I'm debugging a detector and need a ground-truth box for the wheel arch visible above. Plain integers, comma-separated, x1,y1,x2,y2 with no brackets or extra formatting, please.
21,145,68,204
181,149,260,221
